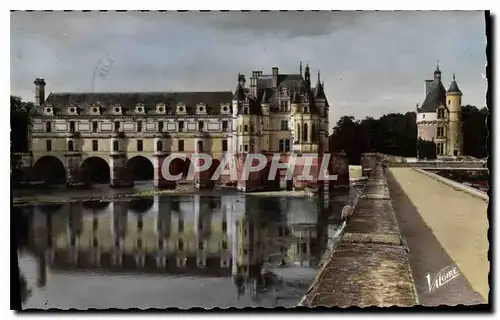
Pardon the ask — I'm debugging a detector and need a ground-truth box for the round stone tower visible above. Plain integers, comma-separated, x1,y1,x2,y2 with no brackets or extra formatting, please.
446,73,463,157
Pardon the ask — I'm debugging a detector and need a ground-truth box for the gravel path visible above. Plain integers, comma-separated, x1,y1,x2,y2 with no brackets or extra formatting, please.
387,168,489,305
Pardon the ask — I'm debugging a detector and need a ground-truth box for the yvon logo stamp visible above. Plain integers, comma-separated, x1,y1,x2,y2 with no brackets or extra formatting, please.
425,265,461,294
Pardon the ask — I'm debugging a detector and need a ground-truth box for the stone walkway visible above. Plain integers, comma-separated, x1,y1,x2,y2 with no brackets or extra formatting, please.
387,168,489,305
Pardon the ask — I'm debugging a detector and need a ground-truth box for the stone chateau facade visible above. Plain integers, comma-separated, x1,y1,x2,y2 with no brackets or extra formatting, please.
28,63,348,190
416,64,463,157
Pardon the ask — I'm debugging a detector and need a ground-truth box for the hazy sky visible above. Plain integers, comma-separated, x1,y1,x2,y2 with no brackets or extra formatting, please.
11,11,487,127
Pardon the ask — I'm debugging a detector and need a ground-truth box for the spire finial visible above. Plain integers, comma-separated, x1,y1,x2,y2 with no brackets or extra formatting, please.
453,72,456,81
300,61,302,75
317,70,321,81
436,60,440,71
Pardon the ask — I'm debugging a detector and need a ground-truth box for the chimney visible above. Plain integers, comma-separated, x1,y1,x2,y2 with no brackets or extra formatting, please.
272,67,279,89
425,80,433,96
34,77,46,106
250,71,259,95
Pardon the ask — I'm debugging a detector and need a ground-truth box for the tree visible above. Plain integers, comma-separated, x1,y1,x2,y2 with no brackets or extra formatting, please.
11,96,34,153
329,106,487,161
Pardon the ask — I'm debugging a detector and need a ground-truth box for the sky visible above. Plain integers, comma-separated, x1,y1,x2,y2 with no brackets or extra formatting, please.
10,11,488,128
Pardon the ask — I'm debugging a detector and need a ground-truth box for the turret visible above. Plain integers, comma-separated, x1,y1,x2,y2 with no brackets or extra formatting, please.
446,73,463,157
304,64,311,90
313,70,326,100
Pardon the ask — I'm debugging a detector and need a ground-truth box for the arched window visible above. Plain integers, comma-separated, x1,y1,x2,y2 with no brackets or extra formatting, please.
68,140,74,151
113,140,119,151
296,123,301,143
303,123,308,142
312,123,318,143
197,141,204,153
157,140,163,152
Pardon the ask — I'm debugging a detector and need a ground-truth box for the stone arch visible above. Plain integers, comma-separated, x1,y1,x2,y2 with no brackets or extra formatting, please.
81,156,110,183
33,156,66,185
127,156,154,181
169,157,193,179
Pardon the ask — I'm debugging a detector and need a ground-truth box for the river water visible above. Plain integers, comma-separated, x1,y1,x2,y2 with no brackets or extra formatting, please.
15,189,360,309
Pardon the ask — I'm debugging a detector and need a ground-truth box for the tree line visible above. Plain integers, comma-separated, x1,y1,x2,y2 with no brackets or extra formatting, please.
329,105,489,165
10,96,488,166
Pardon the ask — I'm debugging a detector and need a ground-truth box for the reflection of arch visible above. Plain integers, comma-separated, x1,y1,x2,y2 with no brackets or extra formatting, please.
81,157,110,183
127,156,154,181
33,156,66,185
129,197,154,214
82,201,110,211
169,157,192,178
38,204,63,214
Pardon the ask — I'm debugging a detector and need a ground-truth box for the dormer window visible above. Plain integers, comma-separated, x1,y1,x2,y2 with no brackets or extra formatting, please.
156,103,166,114
113,105,122,115
437,109,445,119
177,104,186,114
135,104,145,114
220,104,230,114
197,104,206,114
91,105,101,115
68,106,78,115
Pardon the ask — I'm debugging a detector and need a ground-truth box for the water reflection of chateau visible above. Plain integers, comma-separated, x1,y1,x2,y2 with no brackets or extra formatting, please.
27,195,331,293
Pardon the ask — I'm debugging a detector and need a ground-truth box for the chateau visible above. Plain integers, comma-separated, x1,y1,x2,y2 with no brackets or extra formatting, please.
416,64,463,157
28,64,345,190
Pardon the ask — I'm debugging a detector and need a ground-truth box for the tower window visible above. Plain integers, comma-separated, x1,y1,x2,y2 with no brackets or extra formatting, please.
284,139,290,152
244,145,248,152
157,140,163,152
158,121,164,132
244,125,248,132
114,121,120,132
137,121,143,133
92,121,98,133
437,127,445,138
198,121,204,131
222,121,228,132
178,140,184,152
68,140,74,151
46,122,52,133
178,121,184,132
178,239,184,250
448,100,451,105
137,140,143,152
113,140,119,151
92,140,98,151
197,141,204,152
178,220,184,232
222,139,228,152
46,140,52,151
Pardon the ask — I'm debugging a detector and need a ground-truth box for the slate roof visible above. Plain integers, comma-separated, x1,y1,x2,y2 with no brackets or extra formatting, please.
31,91,233,116
420,79,447,112
447,74,462,94
235,71,326,115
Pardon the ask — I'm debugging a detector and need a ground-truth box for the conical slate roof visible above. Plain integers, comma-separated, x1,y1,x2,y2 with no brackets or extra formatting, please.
233,84,246,101
313,80,326,99
447,73,462,94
